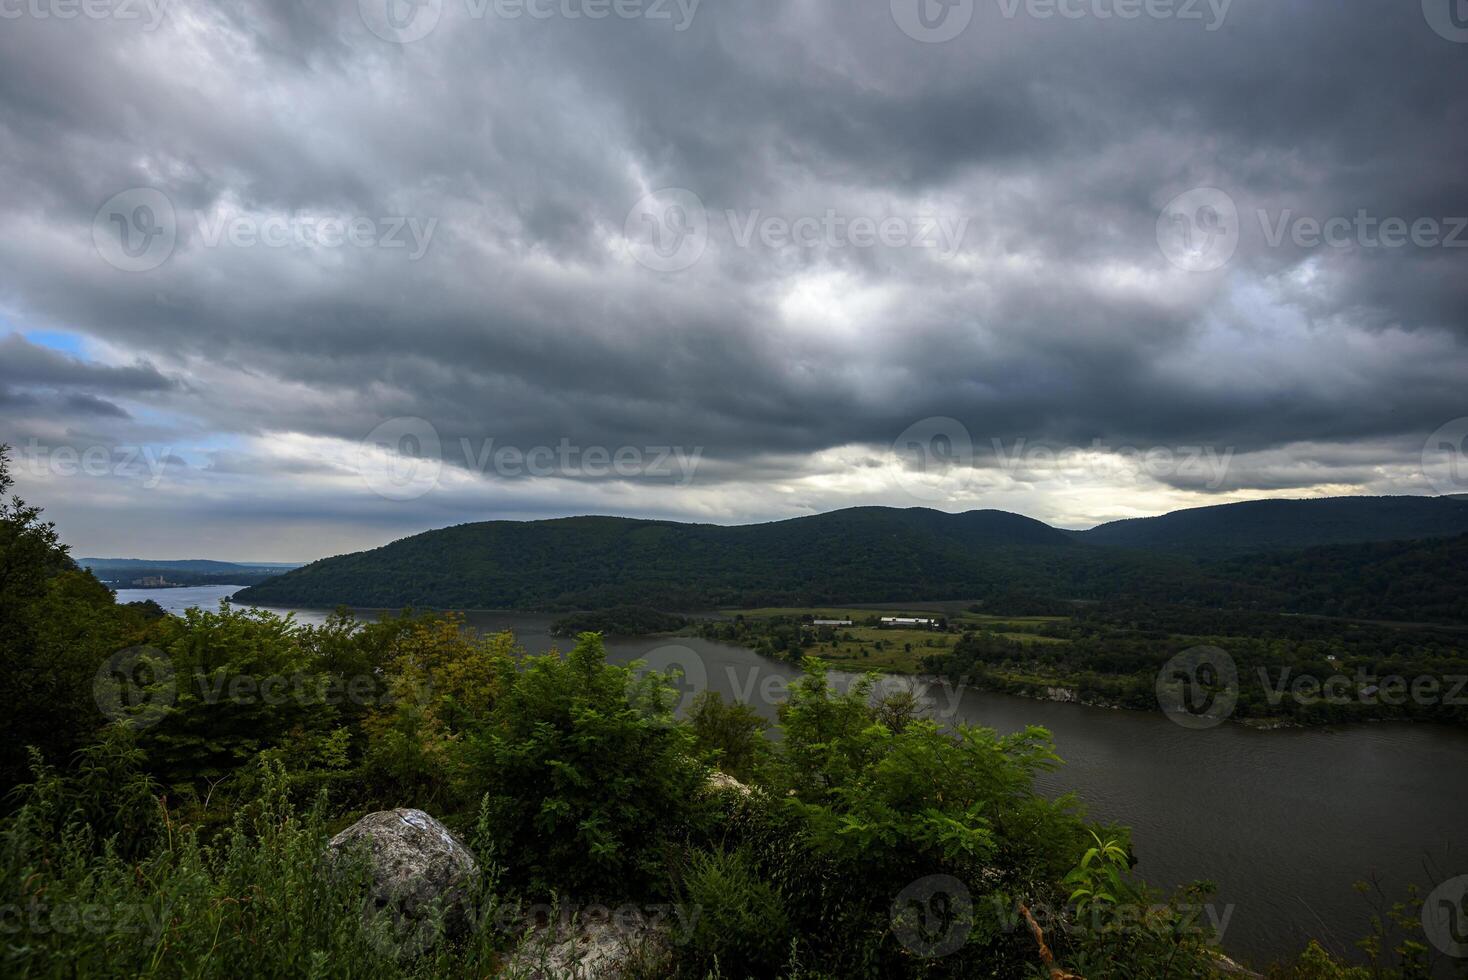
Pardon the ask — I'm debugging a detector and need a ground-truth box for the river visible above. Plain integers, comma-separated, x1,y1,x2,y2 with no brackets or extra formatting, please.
117,586,1468,971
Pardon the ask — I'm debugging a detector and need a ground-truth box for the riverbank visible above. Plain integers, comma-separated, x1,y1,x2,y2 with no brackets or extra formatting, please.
795,648,1314,731
688,605,1468,731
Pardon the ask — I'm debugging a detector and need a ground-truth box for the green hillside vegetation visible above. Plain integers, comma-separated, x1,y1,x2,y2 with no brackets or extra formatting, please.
548,605,688,636
1075,495,1468,556
236,508,1115,611
696,610,1067,673
1213,534,1468,622
694,605,1468,727
237,504,1468,626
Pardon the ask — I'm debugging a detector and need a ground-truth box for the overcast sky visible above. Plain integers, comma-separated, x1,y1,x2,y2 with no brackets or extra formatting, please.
2,0,1466,561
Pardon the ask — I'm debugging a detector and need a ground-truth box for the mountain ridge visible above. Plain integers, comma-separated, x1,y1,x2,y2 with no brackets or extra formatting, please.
80,558,302,571
1074,495,1468,556
234,496,1468,617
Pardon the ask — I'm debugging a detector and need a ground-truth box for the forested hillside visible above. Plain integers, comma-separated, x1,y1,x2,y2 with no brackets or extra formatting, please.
237,508,1132,610
1075,495,1468,556
237,502,1468,624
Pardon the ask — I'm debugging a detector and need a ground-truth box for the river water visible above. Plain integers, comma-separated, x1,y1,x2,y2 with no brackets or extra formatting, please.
117,586,1468,970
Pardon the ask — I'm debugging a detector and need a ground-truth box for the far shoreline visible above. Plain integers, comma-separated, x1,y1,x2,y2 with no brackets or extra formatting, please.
115,590,1464,734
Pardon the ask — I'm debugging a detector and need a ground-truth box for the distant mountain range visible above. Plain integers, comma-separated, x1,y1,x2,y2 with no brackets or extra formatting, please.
1071,495,1468,556
234,496,1468,623
81,558,303,572
82,558,301,587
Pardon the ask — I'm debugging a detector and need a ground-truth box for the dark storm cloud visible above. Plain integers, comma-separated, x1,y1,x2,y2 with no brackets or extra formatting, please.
0,334,174,394
0,334,175,427
0,0,1465,556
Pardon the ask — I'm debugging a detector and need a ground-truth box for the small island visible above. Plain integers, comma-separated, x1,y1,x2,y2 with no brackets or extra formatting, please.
549,605,689,637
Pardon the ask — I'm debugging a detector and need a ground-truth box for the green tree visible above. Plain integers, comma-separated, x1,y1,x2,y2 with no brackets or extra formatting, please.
0,445,142,790
686,690,771,783
465,633,710,898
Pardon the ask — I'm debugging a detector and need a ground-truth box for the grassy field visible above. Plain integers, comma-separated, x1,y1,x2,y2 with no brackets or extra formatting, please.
713,607,1069,674
954,612,1068,628
808,627,956,671
731,606,932,621
729,607,1066,628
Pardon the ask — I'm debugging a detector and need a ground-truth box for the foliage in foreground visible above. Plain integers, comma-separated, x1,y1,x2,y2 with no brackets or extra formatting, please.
1,445,1463,978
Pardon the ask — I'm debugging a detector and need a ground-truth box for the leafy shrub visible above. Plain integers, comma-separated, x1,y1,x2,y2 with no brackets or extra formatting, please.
465,632,710,898
686,690,771,783
749,661,1095,975
0,446,159,790
359,619,514,811
1048,830,1227,978
677,846,791,977
8,730,162,861
137,605,333,791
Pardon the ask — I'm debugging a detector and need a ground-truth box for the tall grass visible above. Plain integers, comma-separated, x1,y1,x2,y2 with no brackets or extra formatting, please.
0,758,507,979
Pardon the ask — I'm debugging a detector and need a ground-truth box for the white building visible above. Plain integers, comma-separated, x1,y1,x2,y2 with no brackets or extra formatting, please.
879,617,937,628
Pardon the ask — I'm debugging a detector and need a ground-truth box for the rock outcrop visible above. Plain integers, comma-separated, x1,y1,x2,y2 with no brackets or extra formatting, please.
706,770,753,797
326,808,480,953
506,907,673,979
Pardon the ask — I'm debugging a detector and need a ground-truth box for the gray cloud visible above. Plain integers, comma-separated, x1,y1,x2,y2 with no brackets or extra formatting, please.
0,0,1464,558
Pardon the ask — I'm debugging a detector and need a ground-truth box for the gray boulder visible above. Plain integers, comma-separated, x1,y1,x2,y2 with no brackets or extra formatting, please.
326,808,481,953
506,907,673,979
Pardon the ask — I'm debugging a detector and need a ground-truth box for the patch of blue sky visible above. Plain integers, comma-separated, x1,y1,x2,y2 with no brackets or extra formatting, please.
21,329,88,357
